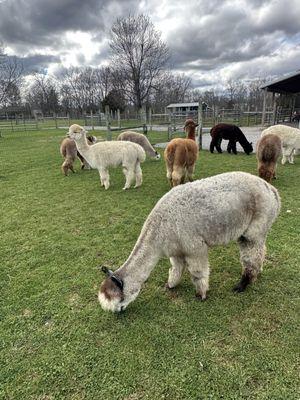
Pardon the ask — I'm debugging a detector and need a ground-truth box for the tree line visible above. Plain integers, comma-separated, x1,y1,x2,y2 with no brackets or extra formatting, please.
1,14,269,116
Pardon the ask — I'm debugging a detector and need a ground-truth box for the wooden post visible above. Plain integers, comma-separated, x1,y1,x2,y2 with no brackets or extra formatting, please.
68,112,70,127
272,92,277,125
55,113,58,129
261,89,267,126
117,109,121,128
197,100,203,149
247,105,250,126
90,110,94,130
105,105,111,140
149,108,152,132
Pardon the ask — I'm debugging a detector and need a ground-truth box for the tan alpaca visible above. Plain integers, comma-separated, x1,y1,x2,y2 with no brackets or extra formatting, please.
164,119,198,186
256,134,282,183
60,135,96,176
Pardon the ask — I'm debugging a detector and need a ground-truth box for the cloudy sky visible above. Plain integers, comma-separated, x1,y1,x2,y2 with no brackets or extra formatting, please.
1,0,300,90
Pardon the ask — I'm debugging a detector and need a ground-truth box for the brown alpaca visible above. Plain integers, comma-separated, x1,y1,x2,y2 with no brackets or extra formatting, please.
164,119,198,186
60,135,96,176
256,133,282,183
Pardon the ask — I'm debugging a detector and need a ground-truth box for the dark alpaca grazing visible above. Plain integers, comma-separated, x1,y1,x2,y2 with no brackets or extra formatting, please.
256,133,282,183
210,123,253,155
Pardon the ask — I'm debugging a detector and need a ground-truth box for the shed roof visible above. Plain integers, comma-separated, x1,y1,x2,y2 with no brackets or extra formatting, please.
167,102,199,108
261,70,300,94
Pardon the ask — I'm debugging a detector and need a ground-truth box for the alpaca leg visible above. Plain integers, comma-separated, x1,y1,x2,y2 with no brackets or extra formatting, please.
281,146,292,165
216,138,222,153
166,161,173,186
134,162,143,188
99,168,110,189
230,141,237,154
186,246,210,300
209,140,215,153
123,166,135,190
227,141,232,153
288,149,295,164
62,162,69,176
166,256,186,289
172,166,184,186
187,164,195,182
233,238,266,292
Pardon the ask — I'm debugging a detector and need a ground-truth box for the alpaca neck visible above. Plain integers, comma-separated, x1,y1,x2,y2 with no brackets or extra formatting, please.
116,228,161,290
186,128,196,141
74,135,90,154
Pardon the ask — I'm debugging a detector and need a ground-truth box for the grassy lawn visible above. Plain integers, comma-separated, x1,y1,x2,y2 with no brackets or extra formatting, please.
0,128,299,400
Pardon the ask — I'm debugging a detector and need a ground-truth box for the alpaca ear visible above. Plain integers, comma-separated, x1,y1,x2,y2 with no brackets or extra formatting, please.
111,275,124,290
100,266,113,277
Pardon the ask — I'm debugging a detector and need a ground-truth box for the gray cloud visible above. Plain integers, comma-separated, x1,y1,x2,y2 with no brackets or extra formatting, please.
0,0,299,89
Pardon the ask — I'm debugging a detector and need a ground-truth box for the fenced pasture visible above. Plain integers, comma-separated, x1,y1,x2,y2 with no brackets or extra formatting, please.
1,128,299,399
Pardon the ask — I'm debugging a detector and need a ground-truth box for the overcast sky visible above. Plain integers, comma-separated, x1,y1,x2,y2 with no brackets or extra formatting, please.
1,0,300,90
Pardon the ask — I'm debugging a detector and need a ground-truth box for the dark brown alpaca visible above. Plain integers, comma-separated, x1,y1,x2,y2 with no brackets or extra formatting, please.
210,123,253,155
256,133,282,183
60,135,96,176
164,119,198,186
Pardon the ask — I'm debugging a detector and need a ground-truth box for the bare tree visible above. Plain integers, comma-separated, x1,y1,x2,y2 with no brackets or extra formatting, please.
0,45,23,108
109,14,169,109
25,73,59,114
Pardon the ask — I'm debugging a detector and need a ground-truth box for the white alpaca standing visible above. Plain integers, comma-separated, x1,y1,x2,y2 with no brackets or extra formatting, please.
68,124,146,190
261,124,300,164
117,131,161,160
98,172,281,312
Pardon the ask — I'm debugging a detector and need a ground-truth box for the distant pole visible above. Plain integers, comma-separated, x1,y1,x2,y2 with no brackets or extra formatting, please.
149,108,152,132
272,92,277,125
197,100,203,149
55,113,58,129
261,89,267,126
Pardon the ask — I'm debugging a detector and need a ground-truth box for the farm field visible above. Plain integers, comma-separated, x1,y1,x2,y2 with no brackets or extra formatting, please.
0,128,299,399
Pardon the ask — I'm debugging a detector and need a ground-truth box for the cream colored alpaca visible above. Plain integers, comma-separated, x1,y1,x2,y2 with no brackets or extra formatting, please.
68,124,146,190
261,124,300,165
98,172,281,312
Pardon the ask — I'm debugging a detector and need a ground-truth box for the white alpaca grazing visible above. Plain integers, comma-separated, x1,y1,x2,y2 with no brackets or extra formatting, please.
117,131,161,160
68,124,146,190
98,172,281,312
261,124,300,165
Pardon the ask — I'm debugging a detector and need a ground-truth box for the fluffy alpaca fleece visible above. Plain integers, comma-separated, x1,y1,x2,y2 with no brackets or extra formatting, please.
256,134,282,183
68,124,146,190
98,172,281,312
164,119,198,186
117,131,160,160
261,124,300,165
60,135,96,176
210,123,253,155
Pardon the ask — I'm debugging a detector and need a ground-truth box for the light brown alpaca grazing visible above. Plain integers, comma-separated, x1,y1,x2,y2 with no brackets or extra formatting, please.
164,119,198,186
60,135,96,176
256,133,282,183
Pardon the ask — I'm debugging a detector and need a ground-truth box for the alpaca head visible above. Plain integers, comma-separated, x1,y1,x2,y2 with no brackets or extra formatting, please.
98,267,140,312
68,124,87,141
258,165,274,183
243,141,253,155
154,150,161,160
184,119,198,135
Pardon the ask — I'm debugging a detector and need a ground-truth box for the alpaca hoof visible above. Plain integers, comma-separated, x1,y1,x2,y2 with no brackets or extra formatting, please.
195,293,207,301
123,186,129,190
165,283,175,290
134,184,141,188
232,283,245,293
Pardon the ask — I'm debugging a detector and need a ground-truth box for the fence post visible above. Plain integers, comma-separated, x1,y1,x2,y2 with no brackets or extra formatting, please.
68,112,71,127
197,100,203,149
167,125,172,141
143,124,148,135
55,113,58,129
91,110,94,130
261,89,267,126
117,109,121,128
105,105,111,140
149,108,152,132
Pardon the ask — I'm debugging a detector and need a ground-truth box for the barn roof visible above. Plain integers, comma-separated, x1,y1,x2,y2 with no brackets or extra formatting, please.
261,70,300,94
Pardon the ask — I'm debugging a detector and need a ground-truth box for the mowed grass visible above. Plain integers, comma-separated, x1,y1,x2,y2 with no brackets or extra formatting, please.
0,129,299,400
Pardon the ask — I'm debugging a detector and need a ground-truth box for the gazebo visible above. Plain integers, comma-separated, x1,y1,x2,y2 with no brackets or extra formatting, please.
261,70,300,126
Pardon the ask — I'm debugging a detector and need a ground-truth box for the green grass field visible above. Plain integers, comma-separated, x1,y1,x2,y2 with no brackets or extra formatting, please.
0,129,299,399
